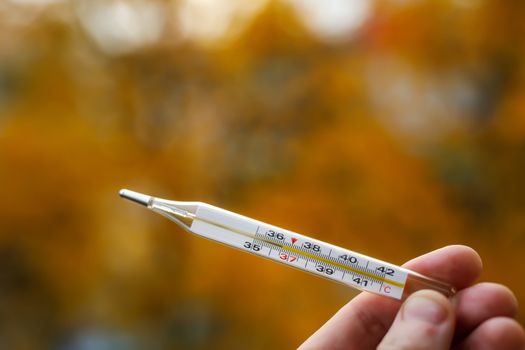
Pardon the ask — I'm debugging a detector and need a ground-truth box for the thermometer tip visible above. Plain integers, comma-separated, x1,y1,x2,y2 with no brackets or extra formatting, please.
119,189,151,207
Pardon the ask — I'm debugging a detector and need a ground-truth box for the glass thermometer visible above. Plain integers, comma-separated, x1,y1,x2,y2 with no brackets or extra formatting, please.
119,189,455,300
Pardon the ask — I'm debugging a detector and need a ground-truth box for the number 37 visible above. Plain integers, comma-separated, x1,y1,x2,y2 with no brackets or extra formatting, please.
279,252,297,262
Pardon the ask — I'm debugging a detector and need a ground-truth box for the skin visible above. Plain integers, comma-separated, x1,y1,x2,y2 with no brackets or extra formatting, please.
298,245,525,350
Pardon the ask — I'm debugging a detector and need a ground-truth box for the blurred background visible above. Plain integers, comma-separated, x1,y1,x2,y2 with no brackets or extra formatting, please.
0,0,524,348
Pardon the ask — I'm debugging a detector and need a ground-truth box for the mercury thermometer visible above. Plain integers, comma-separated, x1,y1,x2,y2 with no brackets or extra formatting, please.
119,189,455,300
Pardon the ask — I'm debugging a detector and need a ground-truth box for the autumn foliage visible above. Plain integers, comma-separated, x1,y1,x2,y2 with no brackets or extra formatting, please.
0,1,524,348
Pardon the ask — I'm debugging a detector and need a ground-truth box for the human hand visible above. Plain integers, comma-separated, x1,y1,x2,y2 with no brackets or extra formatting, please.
298,245,525,349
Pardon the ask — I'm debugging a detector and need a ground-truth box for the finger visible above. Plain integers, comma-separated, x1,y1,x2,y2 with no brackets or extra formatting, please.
453,282,518,344
298,292,397,350
298,245,482,350
378,290,455,350
453,317,525,350
403,245,482,290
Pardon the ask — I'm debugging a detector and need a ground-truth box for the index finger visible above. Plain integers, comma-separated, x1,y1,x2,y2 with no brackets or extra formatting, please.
298,245,483,350
403,245,483,290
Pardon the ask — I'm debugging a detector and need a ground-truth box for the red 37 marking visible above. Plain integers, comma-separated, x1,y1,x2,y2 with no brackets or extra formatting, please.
279,252,298,262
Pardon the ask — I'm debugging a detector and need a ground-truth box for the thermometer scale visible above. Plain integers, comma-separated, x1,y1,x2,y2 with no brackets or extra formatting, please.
119,189,455,300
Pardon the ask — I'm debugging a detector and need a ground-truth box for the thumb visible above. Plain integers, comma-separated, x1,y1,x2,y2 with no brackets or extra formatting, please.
378,290,455,350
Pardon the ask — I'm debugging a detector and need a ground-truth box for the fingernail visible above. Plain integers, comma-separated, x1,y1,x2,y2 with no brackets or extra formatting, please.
402,292,449,324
